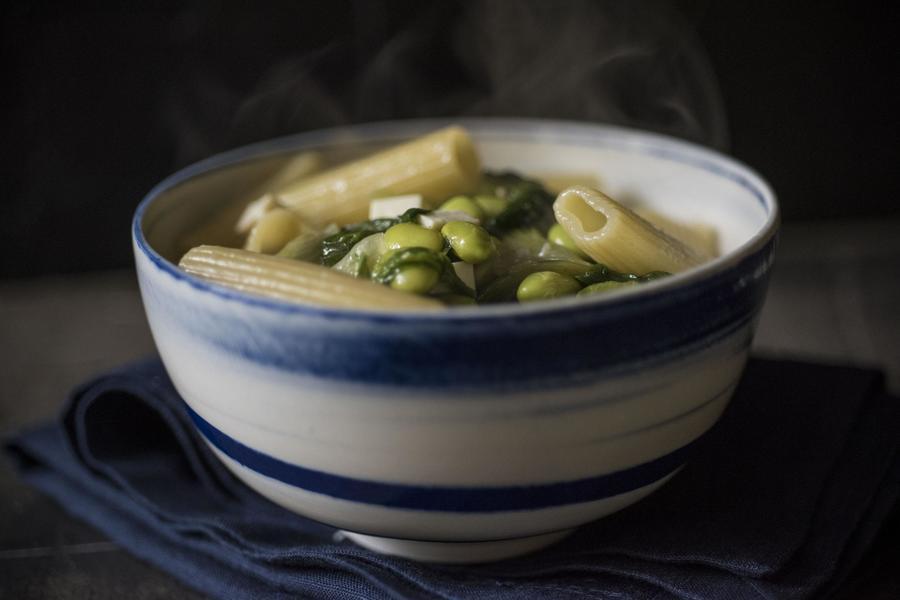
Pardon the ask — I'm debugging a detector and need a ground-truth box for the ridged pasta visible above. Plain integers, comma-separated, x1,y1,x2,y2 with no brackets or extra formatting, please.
180,152,323,253
553,186,709,274
251,152,324,198
179,245,444,311
235,152,324,235
243,207,307,254
277,127,481,226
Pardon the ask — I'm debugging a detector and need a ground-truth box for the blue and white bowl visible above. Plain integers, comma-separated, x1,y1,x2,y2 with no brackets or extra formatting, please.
133,119,778,563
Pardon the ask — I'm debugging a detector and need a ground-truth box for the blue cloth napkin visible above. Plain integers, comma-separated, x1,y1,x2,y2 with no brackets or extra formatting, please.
6,357,900,600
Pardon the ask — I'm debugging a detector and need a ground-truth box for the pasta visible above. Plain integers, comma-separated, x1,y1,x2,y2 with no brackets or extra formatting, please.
247,152,324,201
552,186,709,275
243,207,307,254
180,127,721,309
277,126,480,226
180,245,444,311
178,151,322,253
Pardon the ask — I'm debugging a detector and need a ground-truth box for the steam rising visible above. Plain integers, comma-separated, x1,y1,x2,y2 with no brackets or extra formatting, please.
165,0,727,166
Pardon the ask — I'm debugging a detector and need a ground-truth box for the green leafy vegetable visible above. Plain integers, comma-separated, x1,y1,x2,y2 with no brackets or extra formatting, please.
482,172,556,235
332,233,387,278
276,231,327,262
320,208,428,266
372,247,449,286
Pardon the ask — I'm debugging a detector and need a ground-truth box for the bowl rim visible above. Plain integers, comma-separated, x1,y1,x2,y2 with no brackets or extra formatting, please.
133,117,779,322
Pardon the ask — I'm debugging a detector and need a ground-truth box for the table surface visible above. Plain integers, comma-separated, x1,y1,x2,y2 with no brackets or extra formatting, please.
2,218,899,599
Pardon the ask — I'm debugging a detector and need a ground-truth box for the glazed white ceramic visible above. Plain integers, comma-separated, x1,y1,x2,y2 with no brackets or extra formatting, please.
133,119,778,563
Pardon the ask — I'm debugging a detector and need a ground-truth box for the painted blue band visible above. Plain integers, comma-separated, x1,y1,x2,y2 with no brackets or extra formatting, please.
187,404,699,512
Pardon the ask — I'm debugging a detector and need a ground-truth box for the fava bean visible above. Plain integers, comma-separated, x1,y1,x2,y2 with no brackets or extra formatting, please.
516,271,582,302
441,221,496,264
439,196,485,221
390,265,440,294
474,195,507,218
384,222,445,252
547,223,587,258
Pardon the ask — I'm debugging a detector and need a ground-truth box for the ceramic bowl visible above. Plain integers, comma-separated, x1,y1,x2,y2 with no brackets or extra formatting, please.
133,118,778,563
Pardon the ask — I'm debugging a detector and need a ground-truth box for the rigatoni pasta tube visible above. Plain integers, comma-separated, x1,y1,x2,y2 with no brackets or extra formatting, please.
235,152,324,235
243,207,306,254
251,151,324,198
179,151,323,253
180,246,444,312
553,186,709,274
277,127,481,226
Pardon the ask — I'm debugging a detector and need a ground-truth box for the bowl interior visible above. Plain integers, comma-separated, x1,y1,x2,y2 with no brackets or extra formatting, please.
138,119,775,294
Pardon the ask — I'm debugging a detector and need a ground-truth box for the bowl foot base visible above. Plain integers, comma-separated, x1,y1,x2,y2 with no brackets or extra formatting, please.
339,528,574,563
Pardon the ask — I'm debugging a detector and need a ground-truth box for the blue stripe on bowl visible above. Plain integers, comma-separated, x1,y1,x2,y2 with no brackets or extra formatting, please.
151,237,770,391
186,403,700,512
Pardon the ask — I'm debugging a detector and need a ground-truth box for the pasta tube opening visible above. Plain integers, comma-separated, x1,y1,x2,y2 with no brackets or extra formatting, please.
554,186,708,274
556,192,608,233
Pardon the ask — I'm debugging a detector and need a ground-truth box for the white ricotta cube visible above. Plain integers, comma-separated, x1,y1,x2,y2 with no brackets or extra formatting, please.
368,194,424,220
452,261,476,292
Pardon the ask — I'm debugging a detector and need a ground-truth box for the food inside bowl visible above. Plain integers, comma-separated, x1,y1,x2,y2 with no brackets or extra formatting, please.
178,126,718,309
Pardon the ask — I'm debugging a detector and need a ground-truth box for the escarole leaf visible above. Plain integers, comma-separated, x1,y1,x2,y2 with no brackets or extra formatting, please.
276,231,328,262
371,247,449,286
320,208,429,266
332,233,387,278
483,172,555,236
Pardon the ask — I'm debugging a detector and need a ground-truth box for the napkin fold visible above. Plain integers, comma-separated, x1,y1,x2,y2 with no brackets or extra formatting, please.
6,357,900,600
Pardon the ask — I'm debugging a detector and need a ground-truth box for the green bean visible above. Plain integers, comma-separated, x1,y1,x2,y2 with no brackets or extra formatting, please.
384,223,445,252
577,280,637,296
440,221,496,264
438,196,485,221
516,271,582,302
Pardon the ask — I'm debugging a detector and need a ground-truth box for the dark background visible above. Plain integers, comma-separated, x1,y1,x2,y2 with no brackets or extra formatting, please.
2,1,898,278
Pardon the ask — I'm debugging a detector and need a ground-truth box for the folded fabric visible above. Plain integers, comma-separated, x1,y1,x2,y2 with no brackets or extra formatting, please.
6,357,900,600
